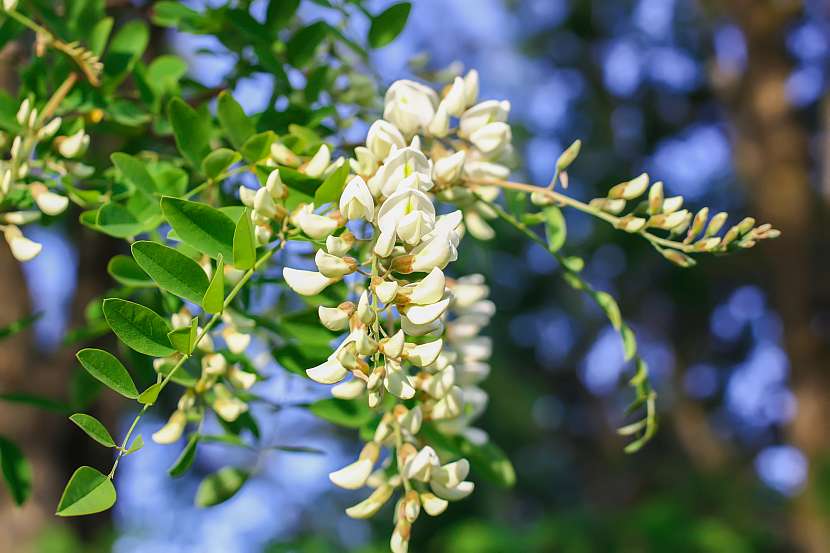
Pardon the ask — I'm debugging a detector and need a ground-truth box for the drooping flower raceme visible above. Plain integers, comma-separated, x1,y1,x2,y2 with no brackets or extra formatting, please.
278,71,509,552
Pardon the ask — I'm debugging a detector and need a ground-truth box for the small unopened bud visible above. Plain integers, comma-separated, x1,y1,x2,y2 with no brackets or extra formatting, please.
56,129,89,158
615,215,646,233
647,181,664,214
737,216,755,235
38,117,62,140
304,144,330,178
705,211,728,237
662,196,684,214
270,142,301,167
684,207,709,244
374,279,399,304
356,291,375,324
556,139,581,172
609,173,649,200
15,98,30,126
318,303,353,331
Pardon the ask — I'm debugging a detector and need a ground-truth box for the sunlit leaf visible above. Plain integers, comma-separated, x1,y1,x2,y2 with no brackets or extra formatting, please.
69,414,116,448
102,298,175,357
56,466,116,517
195,467,249,507
75,349,139,399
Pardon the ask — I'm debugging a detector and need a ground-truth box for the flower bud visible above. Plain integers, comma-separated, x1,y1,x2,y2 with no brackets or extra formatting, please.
404,339,443,367
270,142,301,167
315,249,356,278
306,358,348,384
331,378,365,399
366,120,406,161
374,279,399,304
30,183,68,216
56,129,89,158
443,76,467,116
427,100,450,138
340,175,375,221
357,291,374,324
326,233,355,256
381,330,405,359
304,144,330,178
292,205,339,239
318,303,352,331
463,69,479,107
282,267,337,296
383,80,438,136
329,442,379,490
38,117,62,140
345,484,394,519
4,225,41,261
419,492,449,516
152,410,187,444
469,121,511,157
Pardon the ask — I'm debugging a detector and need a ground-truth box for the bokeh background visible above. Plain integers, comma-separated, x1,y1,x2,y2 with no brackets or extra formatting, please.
2,0,829,551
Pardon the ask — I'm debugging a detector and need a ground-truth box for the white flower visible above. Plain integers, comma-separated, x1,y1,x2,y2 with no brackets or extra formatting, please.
4,226,41,261
459,100,510,137
339,176,374,221
402,297,451,325
374,280,399,304
270,142,301,166
304,144,331,178
384,359,416,399
331,378,365,399
38,117,61,140
404,339,444,367
315,249,355,278
366,120,406,161
433,151,466,184
443,76,467,116
463,160,510,181
375,146,433,197
282,267,337,296
228,365,257,389
32,188,69,216
352,146,378,177
152,410,186,444
345,484,394,519
408,267,446,304
57,129,89,158
463,69,479,107
213,384,248,421
318,304,352,331
420,492,449,516
377,188,436,243
469,122,511,157
307,357,348,384
383,80,439,135
326,234,354,257
382,329,405,358
329,442,379,489
292,204,339,239
427,101,450,138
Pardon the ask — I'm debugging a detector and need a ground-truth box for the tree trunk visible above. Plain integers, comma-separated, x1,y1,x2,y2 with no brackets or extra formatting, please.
705,1,830,550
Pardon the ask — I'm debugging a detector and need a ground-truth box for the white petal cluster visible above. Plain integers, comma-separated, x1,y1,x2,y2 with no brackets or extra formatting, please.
275,75,505,552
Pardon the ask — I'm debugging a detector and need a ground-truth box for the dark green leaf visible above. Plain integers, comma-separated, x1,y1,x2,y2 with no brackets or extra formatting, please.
107,255,154,288
168,98,212,168
195,467,249,507
56,466,116,517
103,20,149,88
167,317,198,354
0,312,41,340
0,436,32,506
266,0,300,30
96,203,144,238
313,161,349,206
69,414,116,448
111,153,156,195
368,2,411,48
102,298,175,357
201,148,241,180
232,209,256,270
0,392,70,413
286,22,329,67
203,255,225,314
161,197,236,260
138,383,162,406
131,241,210,304
308,398,373,429
168,433,200,477
217,92,256,151
76,349,139,399
240,131,276,163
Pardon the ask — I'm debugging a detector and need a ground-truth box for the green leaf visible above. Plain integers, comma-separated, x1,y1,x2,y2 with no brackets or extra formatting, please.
76,349,139,399
195,467,249,507
309,398,374,429
168,98,211,168
621,324,638,361
421,424,516,487
542,205,566,253
103,20,149,88
232,210,256,270
131,241,210,304
168,433,200,478
126,435,144,454
69,414,116,448
161,197,236,260
203,255,225,314
595,291,622,331
201,148,241,180
56,466,116,517
0,392,70,413
240,131,276,163
107,255,153,288
138,383,162,406
167,317,198,355
286,22,329,67
313,161,349,206
217,92,256,151
111,153,156,195
266,0,300,30
102,298,175,357
0,436,32,506
96,203,144,238
368,2,411,48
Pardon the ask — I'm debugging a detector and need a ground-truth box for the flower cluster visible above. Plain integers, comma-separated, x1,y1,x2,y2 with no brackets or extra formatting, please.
1,95,89,261
151,305,258,445
270,73,513,552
